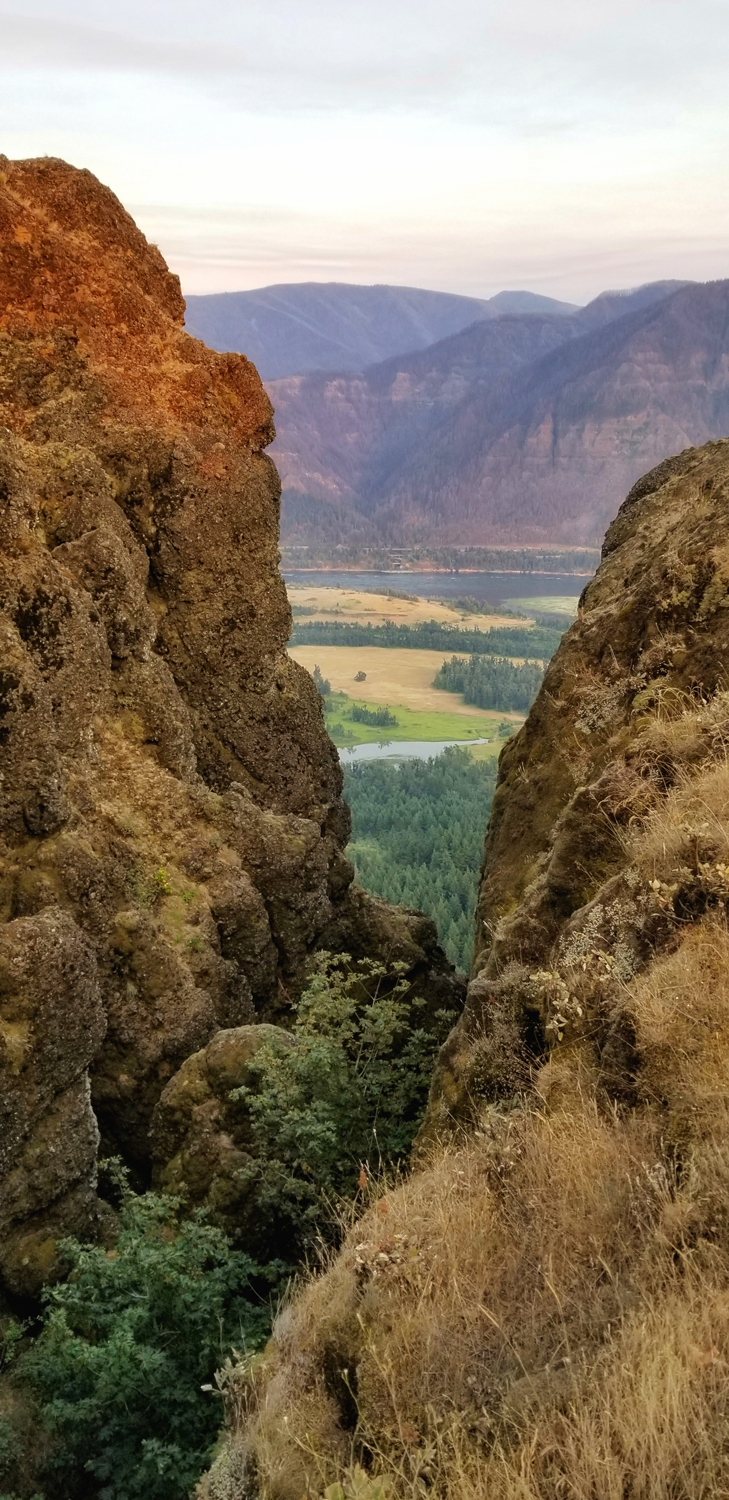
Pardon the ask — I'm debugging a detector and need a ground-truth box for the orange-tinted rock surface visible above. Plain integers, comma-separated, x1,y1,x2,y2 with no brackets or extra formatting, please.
0,157,461,1294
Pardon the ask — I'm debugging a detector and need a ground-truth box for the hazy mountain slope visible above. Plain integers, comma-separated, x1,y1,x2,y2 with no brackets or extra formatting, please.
183,281,577,379
381,279,729,544
489,288,579,316
184,282,492,377
576,277,691,331
270,312,583,544
270,278,727,547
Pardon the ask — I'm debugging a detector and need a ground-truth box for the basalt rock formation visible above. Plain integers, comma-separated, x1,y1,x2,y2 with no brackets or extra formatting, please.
213,439,729,1500
0,157,461,1299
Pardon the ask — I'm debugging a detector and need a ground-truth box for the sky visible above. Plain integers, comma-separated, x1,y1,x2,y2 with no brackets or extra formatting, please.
1,0,727,301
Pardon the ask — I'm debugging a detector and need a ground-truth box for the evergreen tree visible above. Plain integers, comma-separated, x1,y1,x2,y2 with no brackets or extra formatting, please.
343,748,497,971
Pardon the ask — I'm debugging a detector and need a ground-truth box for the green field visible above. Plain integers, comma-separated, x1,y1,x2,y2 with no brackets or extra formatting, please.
323,691,517,754
506,595,580,615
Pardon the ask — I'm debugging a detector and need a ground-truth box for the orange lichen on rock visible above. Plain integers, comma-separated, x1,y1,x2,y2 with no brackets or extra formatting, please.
0,155,273,446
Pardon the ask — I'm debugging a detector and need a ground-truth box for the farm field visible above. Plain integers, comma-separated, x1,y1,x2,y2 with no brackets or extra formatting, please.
287,584,520,632
288,644,527,715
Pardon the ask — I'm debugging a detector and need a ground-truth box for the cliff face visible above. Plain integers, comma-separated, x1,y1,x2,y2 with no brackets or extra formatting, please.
426,438,729,1130
220,440,729,1500
0,157,461,1298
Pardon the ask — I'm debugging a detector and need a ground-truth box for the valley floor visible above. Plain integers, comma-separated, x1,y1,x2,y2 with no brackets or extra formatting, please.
288,647,524,754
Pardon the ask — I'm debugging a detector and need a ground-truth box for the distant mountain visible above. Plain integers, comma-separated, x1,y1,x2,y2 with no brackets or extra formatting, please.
576,279,691,331
267,278,729,548
183,281,577,379
488,289,579,317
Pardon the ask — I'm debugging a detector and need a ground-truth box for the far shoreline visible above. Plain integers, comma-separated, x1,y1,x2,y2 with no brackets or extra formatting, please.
284,566,594,578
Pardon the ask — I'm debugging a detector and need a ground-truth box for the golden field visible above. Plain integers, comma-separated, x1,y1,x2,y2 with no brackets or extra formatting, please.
288,644,522,721
287,584,520,632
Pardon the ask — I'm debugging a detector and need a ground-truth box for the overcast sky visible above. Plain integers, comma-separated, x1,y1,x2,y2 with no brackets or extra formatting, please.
1,0,727,300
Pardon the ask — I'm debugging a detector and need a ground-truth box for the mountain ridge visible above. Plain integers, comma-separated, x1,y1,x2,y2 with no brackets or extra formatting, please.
183,280,578,379
268,277,729,547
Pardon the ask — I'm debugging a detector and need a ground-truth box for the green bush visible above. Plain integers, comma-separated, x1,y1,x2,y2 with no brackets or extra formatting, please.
20,1187,274,1500
0,1420,21,1482
9,959,454,1498
231,953,454,1252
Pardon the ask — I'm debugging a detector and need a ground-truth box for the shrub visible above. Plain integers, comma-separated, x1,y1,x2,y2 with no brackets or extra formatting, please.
0,1420,21,1484
230,953,454,1254
20,1185,274,1500
349,703,398,726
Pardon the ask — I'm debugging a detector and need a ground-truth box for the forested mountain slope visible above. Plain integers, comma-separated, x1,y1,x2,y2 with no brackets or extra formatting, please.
270,277,729,547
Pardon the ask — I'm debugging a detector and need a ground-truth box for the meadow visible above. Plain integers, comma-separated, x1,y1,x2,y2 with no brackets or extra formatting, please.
506,593,580,614
324,692,512,756
288,647,523,753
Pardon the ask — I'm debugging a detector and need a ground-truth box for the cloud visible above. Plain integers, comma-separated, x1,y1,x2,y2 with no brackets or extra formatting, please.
2,0,727,119
1,0,727,299
0,11,250,77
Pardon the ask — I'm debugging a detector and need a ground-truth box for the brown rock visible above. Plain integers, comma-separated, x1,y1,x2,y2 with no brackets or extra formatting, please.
0,910,105,1294
150,1024,296,1249
0,157,460,1288
425,438,729,1133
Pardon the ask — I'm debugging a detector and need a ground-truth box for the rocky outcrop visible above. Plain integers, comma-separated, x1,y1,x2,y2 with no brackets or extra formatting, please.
0,157,461,1295
214,440,729,1500
426,437,729,1136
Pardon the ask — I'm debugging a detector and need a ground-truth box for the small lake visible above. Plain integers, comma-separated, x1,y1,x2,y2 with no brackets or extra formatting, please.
338,737,492,764
284,569,590,608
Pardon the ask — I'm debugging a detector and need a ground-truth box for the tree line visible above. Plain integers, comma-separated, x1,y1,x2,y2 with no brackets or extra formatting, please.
283,543,599,574
434,654,545,712
291,618,563,657
350,703,398,726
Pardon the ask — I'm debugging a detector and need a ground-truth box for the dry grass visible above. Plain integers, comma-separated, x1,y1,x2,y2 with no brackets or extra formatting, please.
288,646,524,717
201,698,729,1500
219,1072,729,1500
287,586,515,633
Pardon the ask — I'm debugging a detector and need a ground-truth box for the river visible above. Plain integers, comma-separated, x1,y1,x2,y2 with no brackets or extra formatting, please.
284,569,590,607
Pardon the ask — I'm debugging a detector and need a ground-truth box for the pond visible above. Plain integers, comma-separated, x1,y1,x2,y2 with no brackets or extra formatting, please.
338,737,493,763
